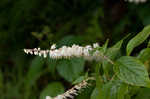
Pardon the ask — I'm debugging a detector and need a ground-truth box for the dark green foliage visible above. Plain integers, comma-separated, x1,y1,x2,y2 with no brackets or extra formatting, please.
40,82,65,99
56,58,85,82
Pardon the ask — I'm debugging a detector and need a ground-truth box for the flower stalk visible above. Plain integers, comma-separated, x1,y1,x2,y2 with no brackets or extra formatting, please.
46,77,95,99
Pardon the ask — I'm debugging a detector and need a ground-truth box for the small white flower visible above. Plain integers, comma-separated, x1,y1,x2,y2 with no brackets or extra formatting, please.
33,48,38,55
43,51,47,58
85,45,92,50
24,49,27,53
46,96,52,99
39,52,42,56
93,43,99,48
55,95,64,99
29,51,33,55
51,44,56,50
37,48,40,50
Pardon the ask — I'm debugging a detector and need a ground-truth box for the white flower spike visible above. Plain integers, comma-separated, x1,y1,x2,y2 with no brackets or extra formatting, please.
46,77,94,99
24,43,102,61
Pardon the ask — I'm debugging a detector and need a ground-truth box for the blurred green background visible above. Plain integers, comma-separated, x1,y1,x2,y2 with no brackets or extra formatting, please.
0,0,150,99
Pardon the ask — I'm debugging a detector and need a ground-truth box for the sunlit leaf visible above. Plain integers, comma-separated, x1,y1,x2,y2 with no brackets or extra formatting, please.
127,25,150,55
101,39,109,53
114,56,150,87
137,48,150,63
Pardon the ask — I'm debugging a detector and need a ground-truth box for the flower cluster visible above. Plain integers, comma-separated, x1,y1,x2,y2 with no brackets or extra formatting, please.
24,43,102,61
46,77,94,99
124,0,147,4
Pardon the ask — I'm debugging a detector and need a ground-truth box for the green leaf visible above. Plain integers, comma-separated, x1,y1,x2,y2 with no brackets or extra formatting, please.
117,82,129,99
114,56,150,87
40,82,65,99
113,39,124,49
95,63,103,90
126,25,150,55
102,39,123,76
76,86,93,99
128,86,140,96
135,88,150,99
100,39,109,53
137,48,150,63
46,58,57,76
124,95,131,99
57,57,85,82
98,79,128,99
72,76,85,85
91,88,99,99
25,56,44,87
